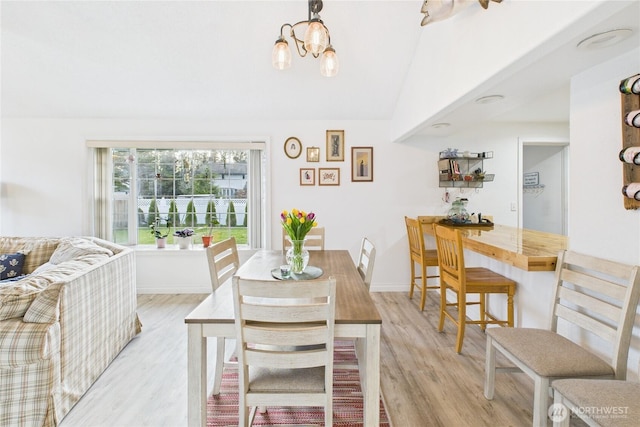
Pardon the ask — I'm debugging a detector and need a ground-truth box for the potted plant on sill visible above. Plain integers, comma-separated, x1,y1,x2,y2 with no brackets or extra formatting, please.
201,219,219,248
173,228,194,250
150,219,169,249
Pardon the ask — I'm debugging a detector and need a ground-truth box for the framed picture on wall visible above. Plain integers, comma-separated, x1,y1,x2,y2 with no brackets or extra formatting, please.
326,130,344,161
319,168,340,186
284,136,302,159
300,168,315,186
351,147,374,182
306,146,320,162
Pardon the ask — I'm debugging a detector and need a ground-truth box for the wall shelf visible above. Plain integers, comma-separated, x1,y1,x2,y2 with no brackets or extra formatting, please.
438,151,494,188
621,91,640,210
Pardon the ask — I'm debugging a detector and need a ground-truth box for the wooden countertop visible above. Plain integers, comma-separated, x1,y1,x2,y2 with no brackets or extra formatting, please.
421,219,568,271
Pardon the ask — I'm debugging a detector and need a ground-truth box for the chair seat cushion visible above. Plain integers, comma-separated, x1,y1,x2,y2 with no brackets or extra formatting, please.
249,366,325,393
553,379,640,427
487,328,614,378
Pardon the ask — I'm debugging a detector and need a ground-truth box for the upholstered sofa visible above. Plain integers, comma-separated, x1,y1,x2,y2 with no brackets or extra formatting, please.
0,237,141,427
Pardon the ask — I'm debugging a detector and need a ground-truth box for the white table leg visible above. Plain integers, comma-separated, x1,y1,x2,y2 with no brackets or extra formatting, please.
188,324,207,427
363,324,381,426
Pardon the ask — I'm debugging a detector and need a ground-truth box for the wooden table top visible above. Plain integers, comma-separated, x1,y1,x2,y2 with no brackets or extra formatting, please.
422,221,568,271
185,249,382,324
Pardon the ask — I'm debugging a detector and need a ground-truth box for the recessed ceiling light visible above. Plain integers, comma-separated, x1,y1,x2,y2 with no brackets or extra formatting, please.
431,122,451,129
475,95,504,104
577,29,633,50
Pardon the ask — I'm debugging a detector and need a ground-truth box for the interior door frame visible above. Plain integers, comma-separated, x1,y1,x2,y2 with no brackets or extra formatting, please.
517,138,569,234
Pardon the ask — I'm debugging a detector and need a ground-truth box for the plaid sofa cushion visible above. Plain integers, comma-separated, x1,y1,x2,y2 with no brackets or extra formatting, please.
0,237,60,275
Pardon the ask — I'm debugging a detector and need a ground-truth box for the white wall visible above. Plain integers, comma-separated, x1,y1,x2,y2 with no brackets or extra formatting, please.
0,117,439,292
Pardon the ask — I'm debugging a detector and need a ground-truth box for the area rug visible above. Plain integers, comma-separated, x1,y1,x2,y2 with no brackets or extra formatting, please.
207,341,390,426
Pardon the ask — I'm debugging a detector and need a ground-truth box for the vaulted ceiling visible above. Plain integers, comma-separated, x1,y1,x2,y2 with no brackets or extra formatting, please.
2,1,639,140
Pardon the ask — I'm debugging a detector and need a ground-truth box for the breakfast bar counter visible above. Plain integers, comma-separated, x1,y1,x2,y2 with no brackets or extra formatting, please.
421,218,568,272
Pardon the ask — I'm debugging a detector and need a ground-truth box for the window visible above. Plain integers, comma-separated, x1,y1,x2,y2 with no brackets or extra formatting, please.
91,141,266,248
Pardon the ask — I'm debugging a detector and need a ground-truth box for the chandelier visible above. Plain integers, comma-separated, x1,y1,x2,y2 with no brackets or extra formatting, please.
420,0,502,27
272,0,339,77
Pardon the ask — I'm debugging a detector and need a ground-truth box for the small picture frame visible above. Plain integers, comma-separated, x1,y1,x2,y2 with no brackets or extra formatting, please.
319,168,340,186
300,168,315,186
307,146,320,162
351,147,374,182
326,130,345,161
284,137,302,159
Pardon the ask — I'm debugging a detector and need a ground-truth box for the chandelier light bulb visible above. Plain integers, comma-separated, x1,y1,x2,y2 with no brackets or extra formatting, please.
304,18,329,55
320,46,339,77
272,38,292,70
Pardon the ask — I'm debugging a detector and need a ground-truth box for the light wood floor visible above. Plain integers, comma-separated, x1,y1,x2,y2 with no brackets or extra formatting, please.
60,292,585,427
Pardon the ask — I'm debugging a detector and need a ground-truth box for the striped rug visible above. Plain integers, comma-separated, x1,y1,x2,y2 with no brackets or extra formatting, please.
207,341,390,426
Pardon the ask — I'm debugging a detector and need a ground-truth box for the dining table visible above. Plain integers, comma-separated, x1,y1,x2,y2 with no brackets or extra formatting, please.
184,249,383,427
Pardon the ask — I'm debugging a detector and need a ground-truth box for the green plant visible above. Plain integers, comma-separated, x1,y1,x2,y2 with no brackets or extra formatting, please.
147,199,159,226
227,201,237,227
243,203,247,227
168,199,179,227
150,218,169,239
184,199,197,227
205,200,217,230
280,208,318,241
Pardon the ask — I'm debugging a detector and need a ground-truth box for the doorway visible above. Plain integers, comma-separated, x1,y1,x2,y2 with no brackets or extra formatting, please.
519,141,569,235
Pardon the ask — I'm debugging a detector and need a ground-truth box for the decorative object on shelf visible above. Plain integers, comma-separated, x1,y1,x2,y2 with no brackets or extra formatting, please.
438,150,494,188
351,147,374,182
419,0,502,27
326,130,344,161
319,167,340,185
447,197,470,224
622,183,640,201
306,146,320,162
173,228,194,250
150,219,169,248
300,168,315,186
281,208,318,273
619,146,640,165
271,0,339,77
624,110,640,128
284,136,302,159
620,74,640,95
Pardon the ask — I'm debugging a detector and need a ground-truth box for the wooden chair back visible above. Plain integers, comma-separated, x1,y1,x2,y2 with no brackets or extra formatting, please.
357,237,376,290
282,227,325,251
232,276,337,426
405,217,432,265
549,250,640,378
206,237,240,292
432,224,466,293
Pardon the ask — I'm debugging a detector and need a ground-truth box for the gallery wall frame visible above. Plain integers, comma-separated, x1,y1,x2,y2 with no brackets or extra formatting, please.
300,168,315,186
319,168,340,186
326,130,345,161
284,136,302,159
351,147,374,182
307,146,320,162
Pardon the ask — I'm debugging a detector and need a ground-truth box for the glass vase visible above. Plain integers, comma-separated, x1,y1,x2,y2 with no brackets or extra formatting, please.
286,239,310,274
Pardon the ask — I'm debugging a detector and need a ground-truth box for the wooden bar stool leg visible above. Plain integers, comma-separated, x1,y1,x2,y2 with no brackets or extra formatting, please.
409,261,416,300
507,290,514,327
479,292,486,331
419,263,427,311
456,291,466,354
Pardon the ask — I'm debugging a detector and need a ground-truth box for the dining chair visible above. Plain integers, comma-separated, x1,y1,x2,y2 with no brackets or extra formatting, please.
205,237,240,395
484,250,640,427
357,237,376,290
232,276,337,427
433,224,516,354
282,226,325,251
552,374,640,427
405,216,440,310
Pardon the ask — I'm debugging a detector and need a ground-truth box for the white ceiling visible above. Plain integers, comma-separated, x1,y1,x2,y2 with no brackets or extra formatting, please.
1,0,421,121
2,0,639,137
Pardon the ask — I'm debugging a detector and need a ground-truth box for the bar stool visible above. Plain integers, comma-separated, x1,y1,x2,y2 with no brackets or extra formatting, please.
404,216,439,311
